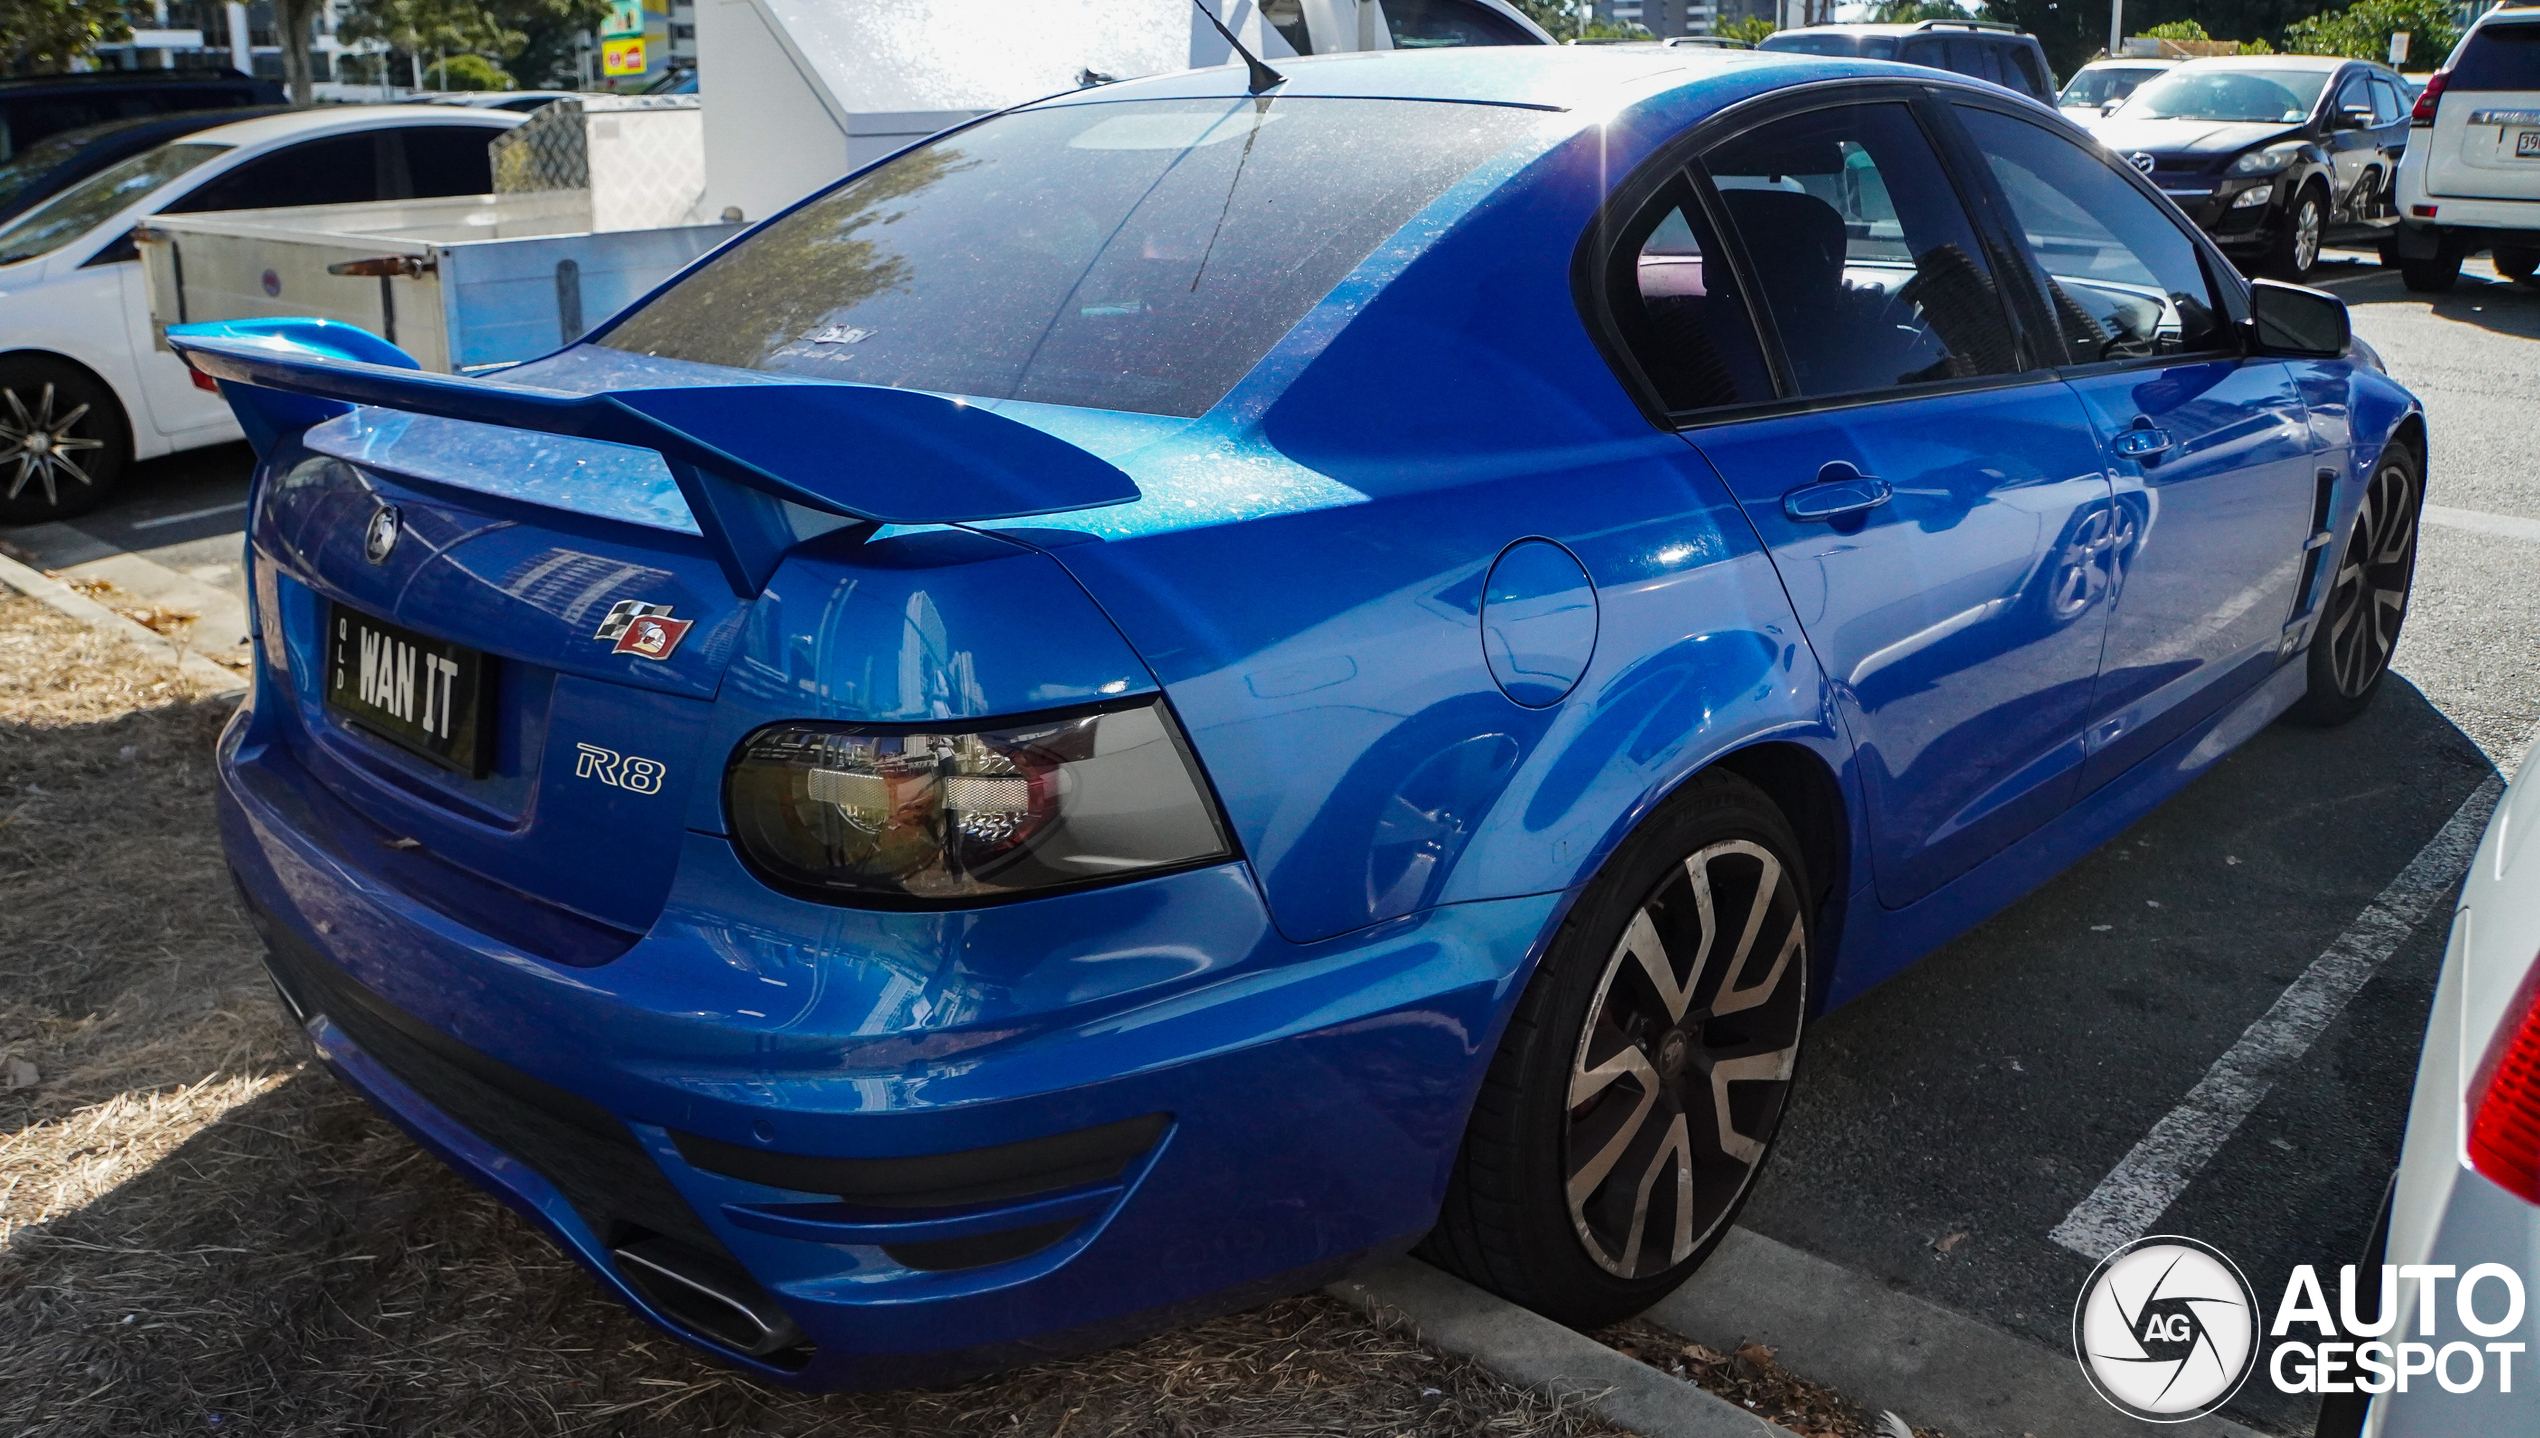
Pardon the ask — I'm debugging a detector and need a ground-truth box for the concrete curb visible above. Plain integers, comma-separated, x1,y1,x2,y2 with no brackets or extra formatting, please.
1647,1229,2268,1438
1327,1258,1780,1438
0,548,247,697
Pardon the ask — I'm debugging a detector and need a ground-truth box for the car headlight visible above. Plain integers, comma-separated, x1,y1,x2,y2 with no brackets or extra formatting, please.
2229,144,2304,176
726,700,1232,903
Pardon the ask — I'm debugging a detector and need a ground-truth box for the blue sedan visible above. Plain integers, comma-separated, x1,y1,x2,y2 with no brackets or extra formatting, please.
179,44,2426,1386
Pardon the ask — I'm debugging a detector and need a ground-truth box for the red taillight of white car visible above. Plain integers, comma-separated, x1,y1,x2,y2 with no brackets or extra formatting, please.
2468,963,2540,1204
2412,71,2449,125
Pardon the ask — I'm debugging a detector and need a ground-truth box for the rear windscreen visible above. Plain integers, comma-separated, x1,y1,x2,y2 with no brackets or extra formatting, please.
599,97,1540,417
2450,24,2540,91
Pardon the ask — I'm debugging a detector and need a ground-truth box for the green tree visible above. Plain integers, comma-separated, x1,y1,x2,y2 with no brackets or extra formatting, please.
2143,20,2210,42
339,0,523,88
489,0,608,90
1874,1,1973,21
2282,0,2458,62
1504,0,1585,42
0,0,130,75
433,50,512,87
1717,16,1776,46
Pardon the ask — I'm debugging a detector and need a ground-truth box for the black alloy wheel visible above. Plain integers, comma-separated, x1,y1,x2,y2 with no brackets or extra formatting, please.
2288,442,2421,726
1420,771,1810,1327
0,356,127,525
2269,181,2328,282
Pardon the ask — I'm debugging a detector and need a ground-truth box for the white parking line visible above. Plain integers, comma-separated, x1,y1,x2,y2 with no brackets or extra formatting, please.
2425,502,2540,544
2050,778,2503,1259
127,500,248,530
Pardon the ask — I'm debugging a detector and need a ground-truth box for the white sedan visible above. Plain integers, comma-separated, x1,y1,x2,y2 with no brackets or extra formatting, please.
0,105,521,524
2317,748,2540,1436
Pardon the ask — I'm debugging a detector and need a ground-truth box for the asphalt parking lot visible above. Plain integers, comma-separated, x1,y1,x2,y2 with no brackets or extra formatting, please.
4,252,2533,1437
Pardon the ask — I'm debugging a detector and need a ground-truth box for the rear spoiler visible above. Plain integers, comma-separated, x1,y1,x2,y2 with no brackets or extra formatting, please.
167,319,1140,597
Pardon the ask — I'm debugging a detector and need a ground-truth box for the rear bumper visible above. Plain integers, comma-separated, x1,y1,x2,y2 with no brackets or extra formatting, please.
217,693,1560,1388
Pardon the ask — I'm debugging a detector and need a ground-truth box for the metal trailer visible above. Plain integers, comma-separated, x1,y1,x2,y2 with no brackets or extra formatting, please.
136,99,739,373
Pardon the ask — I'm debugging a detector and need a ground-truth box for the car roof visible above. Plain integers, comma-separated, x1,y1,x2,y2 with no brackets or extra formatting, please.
2074,58,2175,69
1772,22,2031,38
2170,54,2353,72
180,104,524,149
1034,44,1812,113
0,69,262,92
14,105,285,150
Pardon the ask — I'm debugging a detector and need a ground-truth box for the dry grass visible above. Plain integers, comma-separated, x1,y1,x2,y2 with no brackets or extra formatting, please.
0,591,1624,1438
1589,1319,1948,1438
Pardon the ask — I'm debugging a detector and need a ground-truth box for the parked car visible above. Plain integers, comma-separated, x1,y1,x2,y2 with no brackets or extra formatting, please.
2058,58,2175,116
0,67,281,162
0,105,521,523
411,89,583,114
2091,55,2412,281
0,106,290,228
2392,5,2540,290
178,44,2421,1387
2314,749,2540,1438
1758,19,2057,107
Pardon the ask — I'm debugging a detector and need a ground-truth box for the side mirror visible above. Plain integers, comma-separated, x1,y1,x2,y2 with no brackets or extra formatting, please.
2340,105,2378,130
2102,99,2124,115
2247,278,2350,358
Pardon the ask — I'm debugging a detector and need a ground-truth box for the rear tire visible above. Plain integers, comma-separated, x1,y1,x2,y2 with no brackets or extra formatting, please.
1419,770,1812,1329
2400,251,2461,292
2285,441,2421,728
0,356,128,525
2495,244,2540,285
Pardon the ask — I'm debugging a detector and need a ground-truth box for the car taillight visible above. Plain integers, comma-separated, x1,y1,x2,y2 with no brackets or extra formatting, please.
725,699,1231,903
2467,959,2540,1204
2412,71,2448,125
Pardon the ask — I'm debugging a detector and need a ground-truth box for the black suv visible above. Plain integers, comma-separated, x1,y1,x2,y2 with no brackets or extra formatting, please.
2090,55,2410,282
0,69,282,163
1757,20,2057,107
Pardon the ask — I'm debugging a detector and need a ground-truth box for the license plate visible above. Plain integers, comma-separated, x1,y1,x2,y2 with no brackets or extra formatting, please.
2518,130,2540,157
324,601,493,776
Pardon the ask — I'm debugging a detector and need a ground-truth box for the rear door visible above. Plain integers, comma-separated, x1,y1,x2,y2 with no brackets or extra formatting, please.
1678,94,2119,909
2428,19,2540,201
2327,69,2382,206
1950,100,2321,794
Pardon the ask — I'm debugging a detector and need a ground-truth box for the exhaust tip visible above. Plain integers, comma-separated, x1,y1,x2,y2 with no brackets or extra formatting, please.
612,1237,809,1363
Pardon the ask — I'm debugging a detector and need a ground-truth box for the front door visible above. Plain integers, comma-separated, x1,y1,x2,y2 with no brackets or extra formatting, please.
1952,101,2323,792
1685,98,2119,909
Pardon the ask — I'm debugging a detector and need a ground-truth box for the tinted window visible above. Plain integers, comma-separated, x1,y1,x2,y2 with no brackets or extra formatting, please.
164,133,382,213
2450,23,2540,90
1701,102,2022,398
2334,71,2374,122
1756,33,1866,57
1956,105,2227,364
2006,46,2054,101
2060,66,2163,108
400,126,497,198
2123,67,2332,123
1382,0,1535,48
0,141,225,265
2371,76,2408,125
602,98,1538,417
1606,181,1773,413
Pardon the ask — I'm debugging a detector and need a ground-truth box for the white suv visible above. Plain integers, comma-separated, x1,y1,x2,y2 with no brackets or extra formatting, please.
2392,6,2540,289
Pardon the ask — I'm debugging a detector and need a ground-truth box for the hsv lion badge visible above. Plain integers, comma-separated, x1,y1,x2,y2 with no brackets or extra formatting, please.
595,600,693,660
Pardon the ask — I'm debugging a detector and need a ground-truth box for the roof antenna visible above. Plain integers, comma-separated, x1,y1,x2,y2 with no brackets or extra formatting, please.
1192,0,1286,95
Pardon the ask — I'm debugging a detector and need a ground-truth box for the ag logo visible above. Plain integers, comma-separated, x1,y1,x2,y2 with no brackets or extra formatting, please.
574,742,665,794
2074,1235,2259,1422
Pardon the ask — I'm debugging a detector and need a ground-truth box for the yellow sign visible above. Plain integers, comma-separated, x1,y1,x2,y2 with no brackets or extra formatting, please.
602,37,646,76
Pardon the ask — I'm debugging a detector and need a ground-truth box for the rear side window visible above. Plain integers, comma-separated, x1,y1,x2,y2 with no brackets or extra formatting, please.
398,126,498,199
1605,181,1773,413
2371,75,2408,125
601,98,1539,417
1955,105,2228,364
2450,23,2540,91
1699,101,2023,399
2005,46,2054,101
1758,33,1866,57
165,133,383,213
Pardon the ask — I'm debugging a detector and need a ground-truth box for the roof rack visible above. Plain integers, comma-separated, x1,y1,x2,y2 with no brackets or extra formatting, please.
1909,19,2019,33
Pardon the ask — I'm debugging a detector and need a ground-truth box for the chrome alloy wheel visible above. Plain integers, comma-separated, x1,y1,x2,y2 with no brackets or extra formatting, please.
2291,192,2324,275
2322,455,2418,698
0,382,103,509
1563,838,1806,1279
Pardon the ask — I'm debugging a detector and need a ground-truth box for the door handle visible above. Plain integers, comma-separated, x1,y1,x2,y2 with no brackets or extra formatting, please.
2112,426,2174,459
1782,464,1893,524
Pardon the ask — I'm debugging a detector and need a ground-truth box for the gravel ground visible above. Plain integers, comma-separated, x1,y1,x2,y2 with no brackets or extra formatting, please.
0,591,1623,1438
